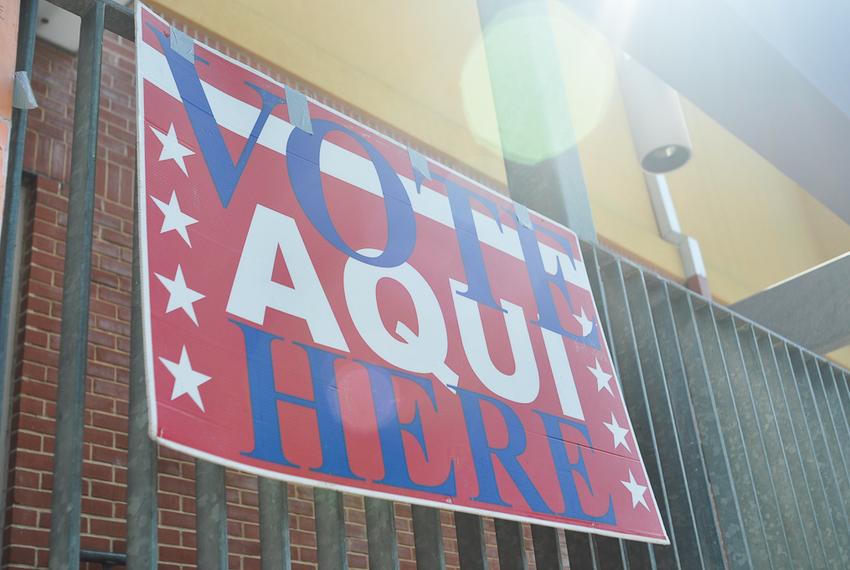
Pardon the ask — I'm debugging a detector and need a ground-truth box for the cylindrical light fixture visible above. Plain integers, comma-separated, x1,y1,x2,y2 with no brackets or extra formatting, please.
618,54,692,173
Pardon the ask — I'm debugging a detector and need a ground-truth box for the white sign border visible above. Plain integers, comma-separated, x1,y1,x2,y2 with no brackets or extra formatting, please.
134,2,669,545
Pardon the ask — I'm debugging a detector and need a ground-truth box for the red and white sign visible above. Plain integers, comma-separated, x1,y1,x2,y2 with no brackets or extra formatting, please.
136,4,668,543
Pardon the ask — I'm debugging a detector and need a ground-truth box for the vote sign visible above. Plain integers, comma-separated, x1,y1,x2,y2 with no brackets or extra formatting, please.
136,4,668,543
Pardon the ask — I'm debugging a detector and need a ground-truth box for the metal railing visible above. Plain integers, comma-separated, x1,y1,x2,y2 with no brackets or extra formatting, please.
2,0,849,568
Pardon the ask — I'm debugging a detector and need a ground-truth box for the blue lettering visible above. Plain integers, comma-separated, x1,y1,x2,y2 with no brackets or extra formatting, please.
232,320,363,481
534,411,616,523
287,120,416,268
453,387,553,514
359,361,456,495
440,175,505,312
515,213,600,348
150,25,285,208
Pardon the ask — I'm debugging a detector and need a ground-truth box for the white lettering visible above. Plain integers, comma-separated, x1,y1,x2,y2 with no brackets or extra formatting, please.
226,205,348,351
344,249,457,388
451,279,540,403
541,329,585,420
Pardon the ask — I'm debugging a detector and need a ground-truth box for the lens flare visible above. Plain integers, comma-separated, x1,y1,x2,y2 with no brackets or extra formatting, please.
462,1,616,165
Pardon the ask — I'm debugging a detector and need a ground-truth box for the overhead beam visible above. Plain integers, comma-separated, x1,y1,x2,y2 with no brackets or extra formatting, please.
732,255,850,354
45,0,134,40
563,0,850,224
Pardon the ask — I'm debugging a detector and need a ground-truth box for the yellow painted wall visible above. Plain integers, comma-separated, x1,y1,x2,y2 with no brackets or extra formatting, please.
827,346,850,369
150,0,507,187
151,0,850,364
149,0,687,281
666,98,850,304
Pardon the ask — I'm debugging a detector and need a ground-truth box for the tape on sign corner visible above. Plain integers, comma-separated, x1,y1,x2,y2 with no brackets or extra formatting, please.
169,26,195,63
13,71,38,110
407,147,431,182
284,86,313,135
514,203,532,229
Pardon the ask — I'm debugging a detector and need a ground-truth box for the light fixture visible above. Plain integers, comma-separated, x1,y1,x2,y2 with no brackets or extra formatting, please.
618,54,692,174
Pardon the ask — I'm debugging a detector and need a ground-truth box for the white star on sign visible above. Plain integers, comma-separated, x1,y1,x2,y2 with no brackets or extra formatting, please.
151,191,197,246
588,358,614,395
156,265,205,325
159,346,211,412
603,412,631,452
150,123,194,175
621,469,649,510
574,307,593,337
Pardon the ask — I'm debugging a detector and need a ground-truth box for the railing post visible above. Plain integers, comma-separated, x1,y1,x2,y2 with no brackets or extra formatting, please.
412,505,446,570
601,259,676,569
688,306,774,569
195,459,228,569
627,271,705,569
530,526,562,569
126,220,158,567
716,317,793,570
494,520,527,570
365,497,399,570
582,249,630,570
765,335,829,567
315,488,347,569
455,512,488,570
259,477,292,570
47,1,106,567
738,323,808,567
564,531,595,569
0,0,38,555
669,289,752,569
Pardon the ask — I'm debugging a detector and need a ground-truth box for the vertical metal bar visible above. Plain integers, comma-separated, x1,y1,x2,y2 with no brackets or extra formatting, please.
837,372,850,438
564,531,595,569
126,222,158,568
591,536,627,569
776,345,845,567
714,315,791,570
839,371,850,413
0,1,38,551
601,259,676,570
47,2,106,567
258,477,291,570
195,459,228,569
821,363,850,472
530,526,562,569
646,281,724,569
582,247,626,569
627,271,704,570
412,505,446,570
811,360,850,566
315,488,347,570
365,497,399,570
807,358,850,494
735,324,809,567
759,334,826,566
454,512,488,570
552,246,601,570
494,519,527,570
788,348,850,562
603,262,664,570
668,288,752,569
690,305,772,570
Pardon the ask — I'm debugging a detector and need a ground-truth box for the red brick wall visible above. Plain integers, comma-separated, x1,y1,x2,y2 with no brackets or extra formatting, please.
1,26,552,569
